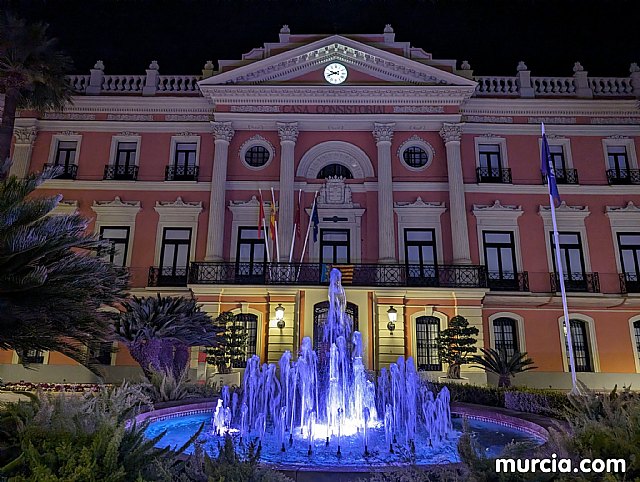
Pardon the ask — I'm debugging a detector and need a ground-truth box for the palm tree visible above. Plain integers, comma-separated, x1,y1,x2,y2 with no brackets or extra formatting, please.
0,14,73,174
113,294,222,381
470,347,537,388
0,167,128,368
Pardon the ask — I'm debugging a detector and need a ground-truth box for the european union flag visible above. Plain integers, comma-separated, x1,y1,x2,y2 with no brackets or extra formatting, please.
311,202,319,243
540,124,561,206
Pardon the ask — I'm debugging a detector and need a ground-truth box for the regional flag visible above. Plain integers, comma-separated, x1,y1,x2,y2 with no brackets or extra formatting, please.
269,201,277,240
540,123,561,206
295,189,302,238
311,202,319,243
257,192,265,239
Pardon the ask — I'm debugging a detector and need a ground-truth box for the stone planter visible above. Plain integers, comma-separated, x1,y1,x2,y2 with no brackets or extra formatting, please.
208,370,241,388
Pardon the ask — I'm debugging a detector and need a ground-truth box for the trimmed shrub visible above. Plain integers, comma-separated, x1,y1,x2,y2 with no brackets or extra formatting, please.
505,388,571,417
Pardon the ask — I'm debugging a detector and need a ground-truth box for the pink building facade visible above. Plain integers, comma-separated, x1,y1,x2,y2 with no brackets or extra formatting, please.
2,26,640,389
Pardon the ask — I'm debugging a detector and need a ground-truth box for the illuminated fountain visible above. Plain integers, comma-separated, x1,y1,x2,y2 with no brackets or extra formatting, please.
214,268,452,456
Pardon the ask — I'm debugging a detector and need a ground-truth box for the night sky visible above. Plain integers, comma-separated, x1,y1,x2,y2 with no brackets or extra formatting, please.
3,0,640,77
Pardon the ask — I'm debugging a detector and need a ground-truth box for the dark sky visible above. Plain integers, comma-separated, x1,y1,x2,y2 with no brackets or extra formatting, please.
4,0,640,77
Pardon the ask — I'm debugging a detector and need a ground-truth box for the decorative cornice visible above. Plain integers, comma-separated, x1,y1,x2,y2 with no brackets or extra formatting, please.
539,201,588,214
155,197,203,209
13,126,37,145
57,130,79,136
473,200,522,212
373,122,394,144
116,131,139,137
92,196,141,209
277,122,299,143
607,134,630,139
211,121,235,142
439,123,462,143
606,201,640,214
229,196,261,207
394,197,445,209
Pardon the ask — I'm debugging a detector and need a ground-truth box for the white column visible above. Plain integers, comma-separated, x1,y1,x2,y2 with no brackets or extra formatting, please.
205,121,234,261
277,122,298,261
9,126,37,178
439,123,471,264
373,122,396,263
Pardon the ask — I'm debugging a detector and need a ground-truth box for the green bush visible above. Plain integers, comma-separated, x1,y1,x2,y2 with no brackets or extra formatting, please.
431,382,505,408
505,388,571,417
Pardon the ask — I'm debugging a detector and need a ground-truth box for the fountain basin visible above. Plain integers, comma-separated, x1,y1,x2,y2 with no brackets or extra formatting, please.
139,401,547,469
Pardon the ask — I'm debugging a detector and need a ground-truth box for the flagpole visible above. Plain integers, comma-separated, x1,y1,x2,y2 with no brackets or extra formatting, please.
271,187,280,262
258,189,271,263
288,189,301,263
299,191,319,264
542,123,579,395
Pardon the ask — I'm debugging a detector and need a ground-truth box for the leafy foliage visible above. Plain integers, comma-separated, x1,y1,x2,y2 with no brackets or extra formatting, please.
206,311,248,374
113,294,220,380
0,168,128,367
0,14,74,169
437,316,479,379
470,348,537,388
146,368,201,403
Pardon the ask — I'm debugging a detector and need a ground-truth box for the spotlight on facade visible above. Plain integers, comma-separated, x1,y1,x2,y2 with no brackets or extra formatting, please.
275,304,286,329
387,306,397,333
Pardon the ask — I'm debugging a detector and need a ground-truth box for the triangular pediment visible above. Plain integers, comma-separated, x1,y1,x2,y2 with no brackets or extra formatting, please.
199,35,476,87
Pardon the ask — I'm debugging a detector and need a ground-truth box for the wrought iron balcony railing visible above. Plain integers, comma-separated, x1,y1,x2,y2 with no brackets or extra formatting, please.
43,163,78,180
606,169,640,185
148,266,189,287
550,272,600,293
165,165,199,181
476,167,512,184
487,271,529,291
620,272,640,294
103,164,139,181
542,168,579,185
189,262,488,288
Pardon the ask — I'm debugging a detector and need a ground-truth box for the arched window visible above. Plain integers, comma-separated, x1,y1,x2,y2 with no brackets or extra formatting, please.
313,301,358,356
416,316,441,371
493,317,519,357
317,163,353,179
233,313,258,368
567,319,592,372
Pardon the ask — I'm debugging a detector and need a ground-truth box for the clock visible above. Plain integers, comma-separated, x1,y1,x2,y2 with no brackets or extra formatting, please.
324,63,348,84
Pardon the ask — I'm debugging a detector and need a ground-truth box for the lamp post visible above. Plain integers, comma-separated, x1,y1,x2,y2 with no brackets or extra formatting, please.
275,303,286,329
387,306,397,334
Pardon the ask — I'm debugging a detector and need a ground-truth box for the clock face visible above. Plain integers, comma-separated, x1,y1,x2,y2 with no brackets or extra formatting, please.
324,63,348,84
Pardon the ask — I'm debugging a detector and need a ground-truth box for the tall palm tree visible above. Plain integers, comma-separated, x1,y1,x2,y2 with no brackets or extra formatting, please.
113,294,222,381
0,14,73,175
0,167,129,368
470,347,537,388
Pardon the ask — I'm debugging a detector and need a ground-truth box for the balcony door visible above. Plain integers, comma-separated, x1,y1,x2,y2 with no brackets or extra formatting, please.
171,142,197,180
618,233,640,290
551,232,587,290
320,229,350,264
405,229,437,286
478,144,503,182
160,228,191,285
483,231,518,290
607,146,630,181
235,227,266,282
114,141,137,179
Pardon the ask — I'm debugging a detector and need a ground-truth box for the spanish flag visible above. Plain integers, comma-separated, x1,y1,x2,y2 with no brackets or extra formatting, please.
269,201,277,240
257,191,265,239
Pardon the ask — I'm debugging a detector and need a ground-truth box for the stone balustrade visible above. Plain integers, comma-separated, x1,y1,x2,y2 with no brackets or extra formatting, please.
101,74,145,92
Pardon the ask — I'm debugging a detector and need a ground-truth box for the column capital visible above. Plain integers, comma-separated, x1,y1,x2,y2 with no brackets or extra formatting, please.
372,122,395,144
13,126,38,145
277,122,299,143
211,121,235,143
439,123,463,143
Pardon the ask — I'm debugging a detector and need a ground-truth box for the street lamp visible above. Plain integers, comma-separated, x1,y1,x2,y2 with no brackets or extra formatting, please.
275,304,286,329
387,306,397,333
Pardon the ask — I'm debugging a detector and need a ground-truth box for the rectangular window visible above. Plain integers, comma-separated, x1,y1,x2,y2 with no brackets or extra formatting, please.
634,321,640,361
618,233,640,291
232,314,258,368
416,316,441,371
567,320,592,372
320,229,350,264
236,227,266,281
551,232,586,288
405,229,438,285
174,142,197,167
483,231,518,289
100,226,130,267
21,349,45,364
115,141,137,168
160,228,191,284
88,342,113,365
54,140,77,167
549,145,566,171
493,318,518,357
607,146,629,171
478,144,502,169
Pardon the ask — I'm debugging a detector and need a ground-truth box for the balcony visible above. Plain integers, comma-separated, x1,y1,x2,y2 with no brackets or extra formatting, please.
148,266,189,287
550,272,600,293
165,165,199,181
606,169,640,185
620,273,640,294
542,168,579,185
476,167,512,184
103,164,139,181
43,163,78,180
487,271,529,291
188,262,488,289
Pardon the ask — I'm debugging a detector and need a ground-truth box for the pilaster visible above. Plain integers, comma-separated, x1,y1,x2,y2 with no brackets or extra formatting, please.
439,123,472,265
373,122,396,263
277,122,298,261
205,121,234,261
9,125,38,178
